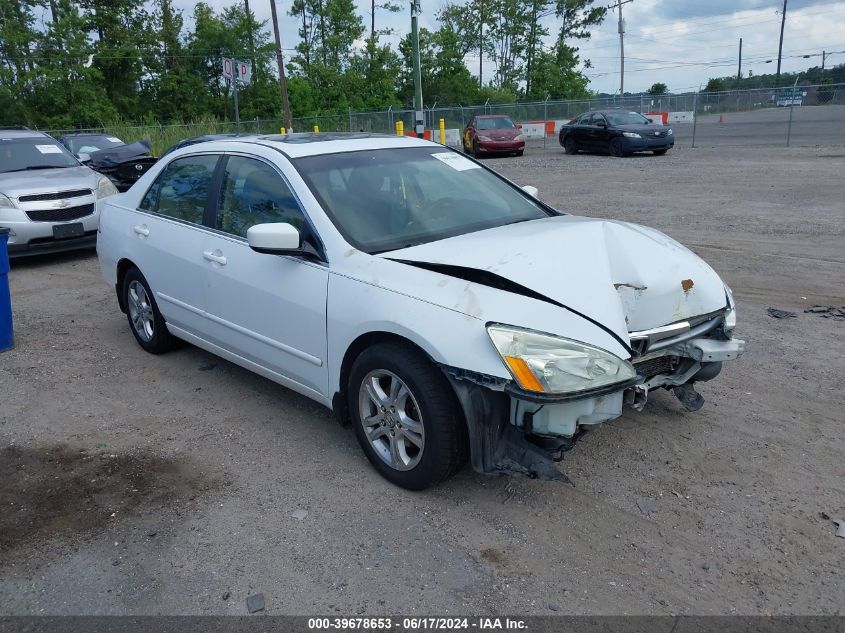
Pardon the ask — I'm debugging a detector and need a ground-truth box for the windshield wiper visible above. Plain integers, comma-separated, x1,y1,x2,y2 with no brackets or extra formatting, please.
4,165,70,173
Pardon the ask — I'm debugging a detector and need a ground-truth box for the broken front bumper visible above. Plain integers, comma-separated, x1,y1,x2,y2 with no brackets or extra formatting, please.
443,332,745,482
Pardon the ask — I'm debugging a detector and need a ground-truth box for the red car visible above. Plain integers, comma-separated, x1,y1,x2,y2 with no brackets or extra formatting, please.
462,115,525,158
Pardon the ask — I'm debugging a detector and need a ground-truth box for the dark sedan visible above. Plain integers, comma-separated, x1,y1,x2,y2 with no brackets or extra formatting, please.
559,110,673,157
57,133,157,191
462,115,525,157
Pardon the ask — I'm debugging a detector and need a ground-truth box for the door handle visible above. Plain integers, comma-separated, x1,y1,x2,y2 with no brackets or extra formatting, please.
133,224,149,237
203,250,227,266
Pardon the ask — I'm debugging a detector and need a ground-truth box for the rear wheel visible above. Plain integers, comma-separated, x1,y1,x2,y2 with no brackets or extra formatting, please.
122,267,176,354
609,138,626,157
348,343,467,490
653,149,668,156
563,136,578,154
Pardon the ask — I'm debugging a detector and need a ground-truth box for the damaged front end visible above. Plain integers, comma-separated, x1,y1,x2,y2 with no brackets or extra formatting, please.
443,305,744,483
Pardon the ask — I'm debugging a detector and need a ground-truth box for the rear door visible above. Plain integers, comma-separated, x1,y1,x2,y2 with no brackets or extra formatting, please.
131,153,220,335
200,153,330,400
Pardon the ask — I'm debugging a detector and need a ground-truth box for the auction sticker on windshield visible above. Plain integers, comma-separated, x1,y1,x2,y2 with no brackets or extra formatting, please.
430,152,480,171
35,145,63,154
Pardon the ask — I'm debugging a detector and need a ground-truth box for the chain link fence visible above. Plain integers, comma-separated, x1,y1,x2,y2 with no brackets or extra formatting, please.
44,83,845,154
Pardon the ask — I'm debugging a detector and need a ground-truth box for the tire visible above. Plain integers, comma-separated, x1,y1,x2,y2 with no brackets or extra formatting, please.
348,342,467,490
515,150,524,157
122,267,176,354
653,149,668,156
609,138,625,157
563,136,578,154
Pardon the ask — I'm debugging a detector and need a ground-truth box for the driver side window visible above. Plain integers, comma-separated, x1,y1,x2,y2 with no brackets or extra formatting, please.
215,156,306,239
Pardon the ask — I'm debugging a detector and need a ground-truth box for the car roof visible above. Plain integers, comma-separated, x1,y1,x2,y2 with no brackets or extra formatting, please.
475,114,512,118
60,132,120,138
0,129,51,139
174,132,437,159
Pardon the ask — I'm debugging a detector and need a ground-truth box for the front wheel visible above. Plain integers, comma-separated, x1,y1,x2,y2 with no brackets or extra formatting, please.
563,136,578,154
122,267,176,354
653,149,668,156
609,138,626,157
348,343,467,490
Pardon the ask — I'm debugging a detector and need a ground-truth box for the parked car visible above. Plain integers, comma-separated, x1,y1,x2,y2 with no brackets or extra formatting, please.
560,110,674,157
0,128,118,256
57,132,125,157
97,133,744,489
58,133,158,192
462,115,525,157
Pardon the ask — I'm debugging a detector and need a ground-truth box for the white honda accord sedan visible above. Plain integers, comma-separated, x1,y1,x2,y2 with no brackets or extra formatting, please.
98,133,744,489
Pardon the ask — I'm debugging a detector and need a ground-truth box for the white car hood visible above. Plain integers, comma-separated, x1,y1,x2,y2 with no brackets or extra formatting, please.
384,215,728,334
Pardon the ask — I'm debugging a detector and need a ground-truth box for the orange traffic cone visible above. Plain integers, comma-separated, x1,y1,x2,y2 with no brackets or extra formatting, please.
719,114,724,124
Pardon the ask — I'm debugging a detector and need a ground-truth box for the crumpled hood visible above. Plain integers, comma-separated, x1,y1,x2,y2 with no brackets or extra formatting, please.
1,166,100,199
385,215,728,334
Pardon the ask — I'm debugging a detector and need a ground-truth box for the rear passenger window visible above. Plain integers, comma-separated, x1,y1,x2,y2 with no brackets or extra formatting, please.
140,154,218,224
216,156,306,239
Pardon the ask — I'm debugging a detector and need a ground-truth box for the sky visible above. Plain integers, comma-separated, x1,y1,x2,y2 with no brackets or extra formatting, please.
172,0,845,95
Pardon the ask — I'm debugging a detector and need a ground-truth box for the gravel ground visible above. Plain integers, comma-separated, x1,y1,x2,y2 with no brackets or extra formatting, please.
1,144,843,616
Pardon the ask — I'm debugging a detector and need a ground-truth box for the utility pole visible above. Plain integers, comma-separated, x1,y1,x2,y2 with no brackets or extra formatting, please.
610,0,633,97
776,0,787,84
244,0,256,70
822,50,826,70
411,0,424,137
737,37,742,82
270,0,293,131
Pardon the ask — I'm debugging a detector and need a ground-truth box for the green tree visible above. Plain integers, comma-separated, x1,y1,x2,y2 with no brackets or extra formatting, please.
647,82,668,95
705,77,728,92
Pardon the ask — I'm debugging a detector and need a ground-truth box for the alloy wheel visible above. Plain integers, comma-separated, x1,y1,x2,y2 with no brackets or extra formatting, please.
127,280,154,342
357,369,425,471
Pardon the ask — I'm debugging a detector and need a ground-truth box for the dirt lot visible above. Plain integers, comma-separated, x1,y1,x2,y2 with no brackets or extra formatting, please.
1,144,843,616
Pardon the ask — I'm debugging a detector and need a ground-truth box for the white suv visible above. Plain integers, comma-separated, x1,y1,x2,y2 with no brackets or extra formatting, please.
97,133,743,489
0,128,118,256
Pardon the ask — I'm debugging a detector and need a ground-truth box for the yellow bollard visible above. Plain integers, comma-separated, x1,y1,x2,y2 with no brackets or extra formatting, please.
395,121,400,136
313,125,319,133
398,121,404,136
280,127,286,135
439,118,446,145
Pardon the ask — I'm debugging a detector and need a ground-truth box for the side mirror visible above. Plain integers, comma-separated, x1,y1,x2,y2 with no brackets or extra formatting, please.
247,223,301,254
77,152,91,163
521,185,538,198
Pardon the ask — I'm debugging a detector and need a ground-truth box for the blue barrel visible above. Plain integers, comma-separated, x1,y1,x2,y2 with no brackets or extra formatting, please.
0,227,13,352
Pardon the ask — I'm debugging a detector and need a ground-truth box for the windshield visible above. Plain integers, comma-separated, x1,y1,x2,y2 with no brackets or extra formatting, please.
0,138,79,173
605,111,650,126
476,117,516,130
295,147,553,253
66,135,124,154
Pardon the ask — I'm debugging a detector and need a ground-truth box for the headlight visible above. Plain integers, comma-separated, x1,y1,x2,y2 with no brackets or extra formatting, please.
621,132,641,138
0,193,15,209
514,134,525,142
0,193,17,220
97,177,118,199
477,135,492,142
724,286,737,332
667,128,673,135
487,325,637,395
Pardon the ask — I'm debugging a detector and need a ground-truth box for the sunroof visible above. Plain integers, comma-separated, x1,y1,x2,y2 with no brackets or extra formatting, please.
260,132,394,144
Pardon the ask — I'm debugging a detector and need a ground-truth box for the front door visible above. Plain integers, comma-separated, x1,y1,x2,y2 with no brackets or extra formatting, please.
201,154,329,399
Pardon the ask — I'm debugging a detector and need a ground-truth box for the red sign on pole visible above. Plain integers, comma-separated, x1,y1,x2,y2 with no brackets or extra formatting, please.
222,57,234,80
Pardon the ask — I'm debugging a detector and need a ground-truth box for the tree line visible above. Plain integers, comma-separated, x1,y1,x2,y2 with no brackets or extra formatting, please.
0,0,606,129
